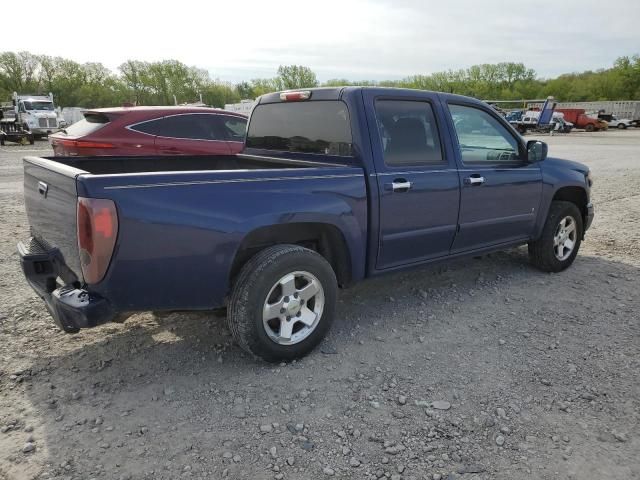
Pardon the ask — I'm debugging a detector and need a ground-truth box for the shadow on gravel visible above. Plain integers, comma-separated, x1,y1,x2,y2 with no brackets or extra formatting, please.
5,249,639,479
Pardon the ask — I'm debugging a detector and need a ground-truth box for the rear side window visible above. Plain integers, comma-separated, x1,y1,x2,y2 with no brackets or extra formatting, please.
246,101,352,156
374,100,444,166
130,114,226,141
64,113,110,136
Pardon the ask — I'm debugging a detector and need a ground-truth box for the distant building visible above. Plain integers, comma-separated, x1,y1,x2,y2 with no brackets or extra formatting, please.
224,99,255,116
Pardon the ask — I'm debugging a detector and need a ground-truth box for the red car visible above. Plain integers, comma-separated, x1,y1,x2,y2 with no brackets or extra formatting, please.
50,106,247,156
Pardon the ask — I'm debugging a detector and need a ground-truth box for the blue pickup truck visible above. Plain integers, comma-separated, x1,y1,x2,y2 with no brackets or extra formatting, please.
18,87,594,361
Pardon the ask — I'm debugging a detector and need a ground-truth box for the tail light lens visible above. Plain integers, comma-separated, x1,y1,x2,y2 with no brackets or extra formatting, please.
55,139,114,149
77,197,118,284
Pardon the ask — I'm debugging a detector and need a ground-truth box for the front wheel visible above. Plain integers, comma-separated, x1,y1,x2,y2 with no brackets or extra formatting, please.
227,245,337,362
617,123,627,129
528,201,583,272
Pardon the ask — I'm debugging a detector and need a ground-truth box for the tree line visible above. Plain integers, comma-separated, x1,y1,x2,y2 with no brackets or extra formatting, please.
1,51,639,109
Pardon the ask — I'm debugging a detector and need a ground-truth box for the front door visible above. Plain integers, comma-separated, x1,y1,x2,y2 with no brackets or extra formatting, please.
446,103,543,253
365,93,460,269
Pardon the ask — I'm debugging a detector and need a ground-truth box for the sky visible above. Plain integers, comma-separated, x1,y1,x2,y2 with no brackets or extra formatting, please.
5,0,640,82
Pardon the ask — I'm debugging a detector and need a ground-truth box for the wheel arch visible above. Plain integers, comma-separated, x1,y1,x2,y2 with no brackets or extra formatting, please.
552,186,588,227
229,222,354,289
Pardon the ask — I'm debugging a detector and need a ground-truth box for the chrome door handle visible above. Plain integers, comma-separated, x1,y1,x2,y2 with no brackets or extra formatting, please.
391,180,412,192
464,176,485,186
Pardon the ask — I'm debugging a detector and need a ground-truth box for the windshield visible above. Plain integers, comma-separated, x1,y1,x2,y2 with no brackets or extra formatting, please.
24,101,54,111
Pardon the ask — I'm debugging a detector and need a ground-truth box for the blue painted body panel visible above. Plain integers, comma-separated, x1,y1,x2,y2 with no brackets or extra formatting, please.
77,167,368,310
21,87,592,317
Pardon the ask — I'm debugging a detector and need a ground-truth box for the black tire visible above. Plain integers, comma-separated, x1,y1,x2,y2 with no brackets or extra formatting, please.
228,244,337,362
617,123,627,129
528,201,583,273
585,124,595,132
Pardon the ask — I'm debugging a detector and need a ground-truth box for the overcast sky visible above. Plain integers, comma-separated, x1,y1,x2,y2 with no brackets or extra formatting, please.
6,0,640,82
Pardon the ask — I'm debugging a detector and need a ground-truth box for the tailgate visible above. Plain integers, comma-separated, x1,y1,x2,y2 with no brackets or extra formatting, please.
23,156,85,279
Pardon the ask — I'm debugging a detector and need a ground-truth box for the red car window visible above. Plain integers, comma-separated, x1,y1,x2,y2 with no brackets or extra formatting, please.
130,114,229,141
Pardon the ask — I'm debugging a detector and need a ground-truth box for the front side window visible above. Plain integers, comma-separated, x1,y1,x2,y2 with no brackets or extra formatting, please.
246,101,352,156
374,100,444,166
449,104,521,164
130,114,225,141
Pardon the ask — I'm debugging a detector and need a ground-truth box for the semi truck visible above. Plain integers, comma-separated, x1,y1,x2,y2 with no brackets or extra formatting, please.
3,92,62,138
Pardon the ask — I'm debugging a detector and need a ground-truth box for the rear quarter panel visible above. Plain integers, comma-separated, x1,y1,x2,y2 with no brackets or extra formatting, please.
78,166,367,311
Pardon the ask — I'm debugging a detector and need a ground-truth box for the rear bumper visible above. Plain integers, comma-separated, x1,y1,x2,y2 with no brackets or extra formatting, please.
18,238,119,332
585,202,594,232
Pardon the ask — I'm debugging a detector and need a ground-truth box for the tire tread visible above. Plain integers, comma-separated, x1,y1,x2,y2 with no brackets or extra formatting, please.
529,201,582,272
227,244,336,361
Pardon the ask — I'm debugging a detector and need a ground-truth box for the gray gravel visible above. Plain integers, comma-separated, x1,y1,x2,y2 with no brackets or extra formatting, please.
0,131,639,479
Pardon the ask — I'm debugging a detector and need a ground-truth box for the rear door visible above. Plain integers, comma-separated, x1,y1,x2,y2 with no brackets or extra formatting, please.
363,90,460,269
445,102,542,252
150,114,233,155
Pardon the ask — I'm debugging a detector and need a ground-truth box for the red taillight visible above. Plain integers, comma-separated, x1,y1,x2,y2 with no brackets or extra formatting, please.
55,139,114,149
77,197,118,284
279,91,311,102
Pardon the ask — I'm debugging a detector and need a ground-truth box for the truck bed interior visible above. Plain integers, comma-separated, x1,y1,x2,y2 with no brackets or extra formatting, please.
46,154,337,175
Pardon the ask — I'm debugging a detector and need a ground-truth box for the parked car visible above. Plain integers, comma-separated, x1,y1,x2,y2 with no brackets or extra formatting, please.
598,113,633,129
49,106,247,156
18,87,594,362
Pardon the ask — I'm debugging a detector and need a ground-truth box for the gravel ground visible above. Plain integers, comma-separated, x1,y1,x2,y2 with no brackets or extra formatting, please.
0,131,638,480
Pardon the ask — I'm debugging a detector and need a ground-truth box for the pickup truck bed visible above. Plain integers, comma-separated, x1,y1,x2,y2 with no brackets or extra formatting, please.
21,153,367,333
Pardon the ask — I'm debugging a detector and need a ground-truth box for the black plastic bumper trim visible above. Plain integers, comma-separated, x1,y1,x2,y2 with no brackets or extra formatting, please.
18,238,118,332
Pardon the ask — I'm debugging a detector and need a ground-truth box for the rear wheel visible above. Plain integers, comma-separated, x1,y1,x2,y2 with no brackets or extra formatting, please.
227,245,337,362
617,123,627,129
528,201,583,272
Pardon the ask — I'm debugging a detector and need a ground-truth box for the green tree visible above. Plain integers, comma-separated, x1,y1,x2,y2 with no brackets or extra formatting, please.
613,55,640,99
0,51,40,93
275,65,318,90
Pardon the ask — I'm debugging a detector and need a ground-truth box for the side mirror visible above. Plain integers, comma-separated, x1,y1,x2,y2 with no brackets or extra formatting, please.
527,140,548,163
